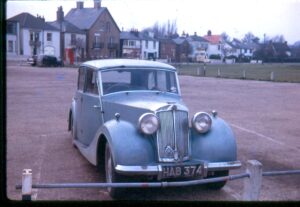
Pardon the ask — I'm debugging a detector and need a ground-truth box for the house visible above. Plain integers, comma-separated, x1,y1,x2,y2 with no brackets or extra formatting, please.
158,37,176,62
65,0,120,59
6,20,20,57
120,30,159,60
48,6,86,64
173,37,190,63
254,41,291,61
203,30,223,59
7,13,60,58
186,32,209,62
120,30,142,59
140,31,159,60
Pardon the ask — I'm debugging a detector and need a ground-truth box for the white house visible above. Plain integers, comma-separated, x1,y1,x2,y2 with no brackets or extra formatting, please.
6,21,20,58
7,13,61,59
203,30,224,58
140,32,159,60
186,32,209,61
120,30,142,59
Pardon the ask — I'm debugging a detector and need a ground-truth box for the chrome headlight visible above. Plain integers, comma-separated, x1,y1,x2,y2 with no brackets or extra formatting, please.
138,113,159,135
192,112,212,133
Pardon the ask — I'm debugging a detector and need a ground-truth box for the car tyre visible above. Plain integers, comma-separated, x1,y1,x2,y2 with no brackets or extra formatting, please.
70,114,77,148
105,143,125,199
205,170,229,190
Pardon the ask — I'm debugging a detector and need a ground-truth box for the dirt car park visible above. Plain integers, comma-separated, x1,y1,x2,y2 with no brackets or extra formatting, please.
6,60,300,201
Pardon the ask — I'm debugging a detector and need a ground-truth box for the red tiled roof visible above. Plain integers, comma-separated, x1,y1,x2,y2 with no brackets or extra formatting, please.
203,35,222,44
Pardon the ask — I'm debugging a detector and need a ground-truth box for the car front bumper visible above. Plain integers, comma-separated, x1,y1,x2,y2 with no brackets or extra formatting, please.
115,160,241,180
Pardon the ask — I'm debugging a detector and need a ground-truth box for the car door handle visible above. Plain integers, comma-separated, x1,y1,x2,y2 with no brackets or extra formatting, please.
93,105,101,109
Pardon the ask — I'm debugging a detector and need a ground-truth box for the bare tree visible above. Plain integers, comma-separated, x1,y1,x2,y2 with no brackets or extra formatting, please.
242,32,256,43
143,19,178,38
271,35,286,43
221,32,230,42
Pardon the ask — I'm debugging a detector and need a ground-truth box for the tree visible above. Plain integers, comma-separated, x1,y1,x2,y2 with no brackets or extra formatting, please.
143,19,178,38
221,32,230,42
242,32,256,43
271,35,286,43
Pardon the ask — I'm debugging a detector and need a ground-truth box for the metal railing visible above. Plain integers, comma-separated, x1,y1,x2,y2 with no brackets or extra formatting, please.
15,160,300,201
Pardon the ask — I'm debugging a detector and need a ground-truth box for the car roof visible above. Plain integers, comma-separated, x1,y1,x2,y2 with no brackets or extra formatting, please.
80,59,176,71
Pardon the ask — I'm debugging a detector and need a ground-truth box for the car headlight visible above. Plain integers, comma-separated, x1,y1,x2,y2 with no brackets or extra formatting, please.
138,113,159,135
192,112,212,133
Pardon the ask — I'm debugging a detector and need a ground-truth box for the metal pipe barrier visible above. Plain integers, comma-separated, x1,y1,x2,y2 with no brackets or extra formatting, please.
15,160,300,201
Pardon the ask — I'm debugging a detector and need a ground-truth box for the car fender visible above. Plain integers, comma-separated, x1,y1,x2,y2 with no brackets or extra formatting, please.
97,119,156,166
191,116,237,162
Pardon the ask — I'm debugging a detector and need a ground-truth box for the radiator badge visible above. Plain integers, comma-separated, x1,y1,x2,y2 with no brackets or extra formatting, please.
165,145,174,157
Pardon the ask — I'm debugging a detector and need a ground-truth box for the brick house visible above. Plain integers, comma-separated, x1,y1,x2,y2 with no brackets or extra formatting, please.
65,0,120,59
158,37,177,62
173,37,190,62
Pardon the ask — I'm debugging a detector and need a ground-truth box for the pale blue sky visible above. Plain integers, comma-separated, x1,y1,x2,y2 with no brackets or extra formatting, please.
6,0,300,44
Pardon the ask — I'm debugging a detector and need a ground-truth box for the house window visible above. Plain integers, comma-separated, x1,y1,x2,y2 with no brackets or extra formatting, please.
106,22,111,32
35,32,40,41
71,34,76,45
123,40,128,46
146,40,148,49
8,40,13,52
30,32,34,41
218,45,221,50
47,33,52,41
153,41,156,49
129,41,135,47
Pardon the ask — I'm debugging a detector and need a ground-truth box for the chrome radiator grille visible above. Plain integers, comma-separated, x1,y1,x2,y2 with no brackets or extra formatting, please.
156,110,189,162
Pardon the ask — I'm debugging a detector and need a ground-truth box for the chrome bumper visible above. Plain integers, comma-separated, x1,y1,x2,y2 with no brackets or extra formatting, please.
115,161,242,179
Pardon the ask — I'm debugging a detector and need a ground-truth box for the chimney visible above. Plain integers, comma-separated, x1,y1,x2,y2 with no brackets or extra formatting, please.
94,0,101,9
56,6,64,22
77,1,84,9
207,30,212,36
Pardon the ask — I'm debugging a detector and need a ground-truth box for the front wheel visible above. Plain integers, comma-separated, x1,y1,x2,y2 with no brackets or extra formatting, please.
205,170,229,190
105,143,126,198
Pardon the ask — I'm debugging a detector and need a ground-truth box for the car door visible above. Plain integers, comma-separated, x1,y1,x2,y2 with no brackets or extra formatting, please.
81,68,103,146
74,67,85,143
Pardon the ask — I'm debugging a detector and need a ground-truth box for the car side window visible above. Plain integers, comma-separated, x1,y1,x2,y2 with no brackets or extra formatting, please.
86,69,99,95
78,67,85,91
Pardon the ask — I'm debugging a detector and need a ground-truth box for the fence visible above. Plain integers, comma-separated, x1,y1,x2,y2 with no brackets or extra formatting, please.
174,63,300,83
15,160,300,201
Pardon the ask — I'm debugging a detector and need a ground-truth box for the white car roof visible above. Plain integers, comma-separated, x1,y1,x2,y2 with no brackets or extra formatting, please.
81,59,176,71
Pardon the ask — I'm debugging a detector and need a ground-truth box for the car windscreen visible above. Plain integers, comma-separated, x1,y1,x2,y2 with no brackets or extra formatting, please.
101,69,179,95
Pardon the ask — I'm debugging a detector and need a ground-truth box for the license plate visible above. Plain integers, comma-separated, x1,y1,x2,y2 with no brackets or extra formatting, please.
161,165,203,179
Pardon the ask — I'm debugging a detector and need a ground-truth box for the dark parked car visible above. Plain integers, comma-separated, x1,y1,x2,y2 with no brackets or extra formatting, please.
36,55,63,67
68,59,241,198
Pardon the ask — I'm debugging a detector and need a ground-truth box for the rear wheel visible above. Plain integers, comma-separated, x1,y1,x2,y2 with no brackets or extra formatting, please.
70,114,77,148
105,143,125,199
205,170,229,190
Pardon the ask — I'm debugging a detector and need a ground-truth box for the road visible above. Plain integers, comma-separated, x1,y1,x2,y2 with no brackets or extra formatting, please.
6,62,300,200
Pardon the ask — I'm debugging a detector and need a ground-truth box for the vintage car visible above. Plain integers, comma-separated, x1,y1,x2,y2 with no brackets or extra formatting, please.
68,59,241,198
36,54,63,67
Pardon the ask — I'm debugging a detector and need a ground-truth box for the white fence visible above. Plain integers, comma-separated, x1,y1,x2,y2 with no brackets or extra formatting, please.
16,160,300,201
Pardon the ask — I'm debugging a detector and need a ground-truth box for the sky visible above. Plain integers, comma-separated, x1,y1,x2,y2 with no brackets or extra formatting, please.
6,0,300,44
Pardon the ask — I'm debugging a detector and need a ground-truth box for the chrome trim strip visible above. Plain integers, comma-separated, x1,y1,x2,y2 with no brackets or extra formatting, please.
115,161,242,176
115,165,161,175
207,161,242,171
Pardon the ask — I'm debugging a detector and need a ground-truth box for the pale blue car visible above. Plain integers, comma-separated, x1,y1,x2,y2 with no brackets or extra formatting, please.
68,59,241,198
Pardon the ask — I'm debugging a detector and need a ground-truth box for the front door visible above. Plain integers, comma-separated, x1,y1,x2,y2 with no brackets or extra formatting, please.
80,69,103,146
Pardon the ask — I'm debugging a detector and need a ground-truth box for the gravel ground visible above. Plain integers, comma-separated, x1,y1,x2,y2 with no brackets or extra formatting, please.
6,62,300,201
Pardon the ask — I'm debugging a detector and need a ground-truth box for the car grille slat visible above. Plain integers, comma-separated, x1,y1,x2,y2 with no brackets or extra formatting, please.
156,110,189,162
